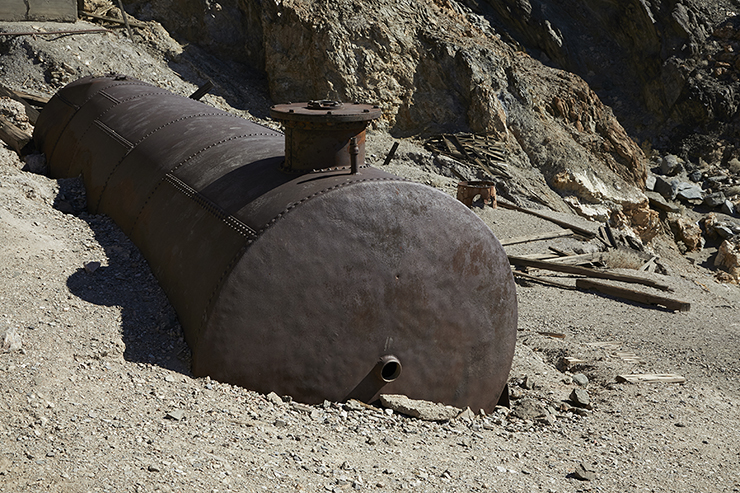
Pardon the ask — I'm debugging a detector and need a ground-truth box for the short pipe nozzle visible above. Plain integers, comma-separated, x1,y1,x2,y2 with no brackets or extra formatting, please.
374,355,402,383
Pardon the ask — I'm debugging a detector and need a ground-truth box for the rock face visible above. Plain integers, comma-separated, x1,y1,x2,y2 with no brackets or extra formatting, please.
127,0,654,234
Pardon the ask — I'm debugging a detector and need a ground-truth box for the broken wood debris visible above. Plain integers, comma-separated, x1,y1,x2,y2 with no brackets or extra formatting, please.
80,10,147,29
0,28,111,37
0,85,44,124
512,270,576,290
575,278,690,312
425,133,512,179
500,230,574,246
562,357,587,368
507,255,673,291
0,116,32,155
497,199,596,238
537,331,566,339
616,374,686,384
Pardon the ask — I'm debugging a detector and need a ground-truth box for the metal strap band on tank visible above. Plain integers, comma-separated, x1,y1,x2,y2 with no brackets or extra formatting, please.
128,132,283,236
91,111,244,211
52,90,185,171
46,80,156,162
93,120,134,150
163,174,258,239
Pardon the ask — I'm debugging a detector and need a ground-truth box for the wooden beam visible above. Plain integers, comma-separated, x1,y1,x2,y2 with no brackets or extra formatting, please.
497,199,596,238
500,230,573,246
575,278,690,312
508,255,673,291
0,116,32,155
512,270,576,290
80,11,147,28
0,84,41,124
616,374,686,384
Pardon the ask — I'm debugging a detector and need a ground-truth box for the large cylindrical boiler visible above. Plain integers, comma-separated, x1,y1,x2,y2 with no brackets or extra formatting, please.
33,75,517,412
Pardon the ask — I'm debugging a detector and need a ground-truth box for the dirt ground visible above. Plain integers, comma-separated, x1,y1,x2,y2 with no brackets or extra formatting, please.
2,19,740,493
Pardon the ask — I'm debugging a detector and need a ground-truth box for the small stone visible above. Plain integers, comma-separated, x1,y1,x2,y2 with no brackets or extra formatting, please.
266,391,284,406
722,200,736,216
573,462,596,481
704,192,726,208
344,399,364,412
84,261,101,274
645,174,656,190
572,373,589,387
456,407,475,422
510,398,547,420
569,388,591,408
290,402,313,413
675,182,704,202
164,375,176,383
675,422,686,427
274,418,288,427
379,394,460,421
147,464,160,472
689,170,703,182
660,154,681,175
165,409,185,421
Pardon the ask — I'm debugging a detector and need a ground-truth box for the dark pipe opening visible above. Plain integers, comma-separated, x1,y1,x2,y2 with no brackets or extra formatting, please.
375,354,402,383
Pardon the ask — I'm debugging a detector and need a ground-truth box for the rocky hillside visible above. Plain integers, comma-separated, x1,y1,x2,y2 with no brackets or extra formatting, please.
120,0,659,237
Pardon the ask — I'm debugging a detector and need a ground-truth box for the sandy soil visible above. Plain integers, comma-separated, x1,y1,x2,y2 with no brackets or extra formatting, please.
1,18,740,493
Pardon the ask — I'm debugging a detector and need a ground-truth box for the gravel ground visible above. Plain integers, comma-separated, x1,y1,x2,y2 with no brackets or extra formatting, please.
2,17,740,493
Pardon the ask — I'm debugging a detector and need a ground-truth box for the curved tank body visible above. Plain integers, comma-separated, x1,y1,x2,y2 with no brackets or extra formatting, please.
33,75,517,411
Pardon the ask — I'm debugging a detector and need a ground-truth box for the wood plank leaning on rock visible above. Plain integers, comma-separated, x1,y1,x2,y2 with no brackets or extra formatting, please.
507,255,673,292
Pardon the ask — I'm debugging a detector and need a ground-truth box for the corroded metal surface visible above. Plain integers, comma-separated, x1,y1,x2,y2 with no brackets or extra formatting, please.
269,101,380,172
457,180,497,207
34,75,517,412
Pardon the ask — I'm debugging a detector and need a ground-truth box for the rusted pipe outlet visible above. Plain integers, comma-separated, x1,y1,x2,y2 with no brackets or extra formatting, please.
374,355,402,383
269,101,381,172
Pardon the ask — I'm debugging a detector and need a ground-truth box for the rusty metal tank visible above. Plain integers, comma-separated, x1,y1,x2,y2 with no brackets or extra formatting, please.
33,74,517,412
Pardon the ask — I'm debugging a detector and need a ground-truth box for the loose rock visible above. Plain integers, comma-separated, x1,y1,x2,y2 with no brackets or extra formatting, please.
379,394,461,421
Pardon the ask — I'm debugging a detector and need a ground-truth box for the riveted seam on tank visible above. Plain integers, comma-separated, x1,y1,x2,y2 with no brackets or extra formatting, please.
46,82,153,166
163,173,257,239
128,133,283,235
92,112,245,212
254,177,409,237
56,90,189,178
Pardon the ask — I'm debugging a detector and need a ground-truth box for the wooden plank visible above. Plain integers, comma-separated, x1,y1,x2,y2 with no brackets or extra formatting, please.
0,116,32,154
576,278,690,311
537,331,566,339
562,356,587,367
547,252,603,265
500,230,573,246
638,256,658,272
0,85,41,124
80,11,147,28
508,255,673,291
512,270,576,290
616,374,686,384
497,199,596,238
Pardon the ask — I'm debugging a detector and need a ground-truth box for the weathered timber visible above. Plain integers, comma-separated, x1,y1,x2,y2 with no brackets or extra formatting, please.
0,29,110,37
0,85,41,125
575,278,690,311
616,374,686,384
547,252,604,265
0,116,32,154
500,230,573,246
512,270,576,290
508,255,673,291
497,199,596,238
81,10,146,28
